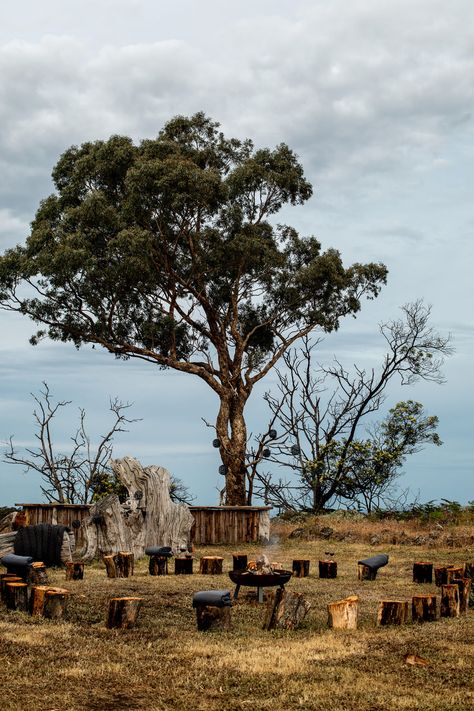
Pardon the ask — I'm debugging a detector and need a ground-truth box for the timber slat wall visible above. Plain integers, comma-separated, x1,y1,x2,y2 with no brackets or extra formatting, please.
16,504,91,548
189,506,271,545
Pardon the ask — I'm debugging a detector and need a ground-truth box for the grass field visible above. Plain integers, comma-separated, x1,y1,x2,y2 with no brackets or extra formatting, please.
1,526,473,711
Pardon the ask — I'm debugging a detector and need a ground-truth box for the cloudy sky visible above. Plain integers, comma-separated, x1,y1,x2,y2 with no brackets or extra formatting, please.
0,0,472,507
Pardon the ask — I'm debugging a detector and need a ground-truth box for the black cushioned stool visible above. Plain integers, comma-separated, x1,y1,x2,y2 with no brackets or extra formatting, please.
192,590,232,631
145,546,173,576
357,554,389,581
0,554,34,581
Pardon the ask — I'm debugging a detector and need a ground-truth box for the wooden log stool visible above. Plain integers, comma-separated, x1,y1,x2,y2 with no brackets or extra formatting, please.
30,585,51,616
263,589,311,630
1,575,22,603
5,582,29,612
435,565,464,586
318,560,337,579
65,562,85,581
103,552,134,578
446,566,465,583
193,590,232,631
107,597,144,629
412,561,433,584
44,587,70,620
0,553,33,581
175,557,194,575
440,584,460,618
452,577,471,613
412,594,437,622
377,600,408,626
292,559,310,577
358,554,389,581
232,554,248,572
327,595,358,630
199,556,224,575
145,546,173,576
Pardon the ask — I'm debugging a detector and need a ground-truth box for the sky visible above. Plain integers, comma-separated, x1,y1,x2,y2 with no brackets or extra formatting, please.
0,0,472,508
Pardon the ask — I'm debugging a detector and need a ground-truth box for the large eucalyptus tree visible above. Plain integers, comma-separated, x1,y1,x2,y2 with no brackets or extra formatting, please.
0,113,387,504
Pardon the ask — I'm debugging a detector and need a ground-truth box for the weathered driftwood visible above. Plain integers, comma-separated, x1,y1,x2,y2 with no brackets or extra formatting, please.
319,560,337,579
5,582,29,612
199,556,223,575
0,531,17,557
195,605,231,631
412,594,437,622
175,557,193,575
80,457,194,561
44,588,70,620
65,562,84,581
262,588,311,630
107,597,143,629
377,600,408,626
327,595,358,630
440,584,460,618
412,562,433,584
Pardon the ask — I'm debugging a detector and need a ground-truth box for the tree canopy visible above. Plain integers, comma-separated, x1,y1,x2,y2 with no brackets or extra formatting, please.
0,113,388,504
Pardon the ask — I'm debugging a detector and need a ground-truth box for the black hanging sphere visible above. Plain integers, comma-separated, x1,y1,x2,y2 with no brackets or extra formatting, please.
291,444,300,455
268,429,277,440
262,448,271,458
212,438,221,448
218,464,227,475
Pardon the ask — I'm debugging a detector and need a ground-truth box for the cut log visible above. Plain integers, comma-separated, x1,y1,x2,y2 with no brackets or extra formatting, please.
5,582,29,612
318,560,337,579
195,605,231,631
65,562,85,581
452,577,471,614
327,595,358,630
412,562,433,584
199,556,223,575
1,575,22,602
232,554,248,572
44,588,70,620
80,457,194,561
103,554,117,578
26,562,48,586
175,557,193,575
464,562,474,608
262,588,311,631
434,566,448,587
358,564,377,581
377,600,409,626
446,566,464,583
107,597,143,629
149,555,168,576
412,594,437,622
30,585,50,616
115,552,134,578
291,559,310,577
440,584,460,618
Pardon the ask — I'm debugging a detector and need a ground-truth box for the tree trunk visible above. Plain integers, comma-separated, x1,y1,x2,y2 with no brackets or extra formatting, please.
327,595,358,630
80,458,194,560
232,554,248,571
413,562,433,584
107,597,143,629
262,588,311,630
216,398,248,506
319,560,337,579
43,588,69,620
199,556,223,574
65,562,84,581
440,584,460,618
5,582,29,612
377,600,408,626
412,594,437,622
195,605,231,631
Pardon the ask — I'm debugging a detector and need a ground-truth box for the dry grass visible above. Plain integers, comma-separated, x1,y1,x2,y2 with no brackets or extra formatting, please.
1,534,473,711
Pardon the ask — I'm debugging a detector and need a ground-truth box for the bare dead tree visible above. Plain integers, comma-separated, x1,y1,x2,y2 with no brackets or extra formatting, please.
4,383,140,504
253,301,452,512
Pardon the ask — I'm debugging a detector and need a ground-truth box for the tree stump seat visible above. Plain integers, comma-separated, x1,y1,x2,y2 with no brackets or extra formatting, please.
412,594,437,622
232,554,248,572
103,552,134,578
292,559,310,577
358,554,389,581
65,562,85,581
199,556,224,574
327,595,359,629
145,546,173,576
377,600,408,625
0,553,34,580
175,557,193,575
192,590,232,631
107,597,144,629
318,560,337,578
412,562,433,584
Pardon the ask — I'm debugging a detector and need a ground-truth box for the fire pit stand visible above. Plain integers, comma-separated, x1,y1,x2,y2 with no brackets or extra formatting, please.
228,570,293,603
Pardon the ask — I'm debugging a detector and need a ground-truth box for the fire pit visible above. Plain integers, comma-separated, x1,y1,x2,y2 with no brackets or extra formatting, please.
228,555,292,603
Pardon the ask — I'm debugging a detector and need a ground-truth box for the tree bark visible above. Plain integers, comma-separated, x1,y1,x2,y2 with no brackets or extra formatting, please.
327,595,358,630
5,582,29,612
440,584,460,618
195,605,231,631
107,597,143,629
319,560,337,579
199,556,223,574
43,588,69,620
412,594,437,622
262,588,311,630
377,600,408,626
412,562,433,584
216,398,248,505
65,562,85,581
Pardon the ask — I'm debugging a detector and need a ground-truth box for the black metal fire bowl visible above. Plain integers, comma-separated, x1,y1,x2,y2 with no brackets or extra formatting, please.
228,569,293,602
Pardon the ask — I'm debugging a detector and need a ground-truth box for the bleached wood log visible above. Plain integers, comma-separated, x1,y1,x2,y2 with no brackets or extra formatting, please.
80,457,194,561
0,531,17,557
327,595,358,629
